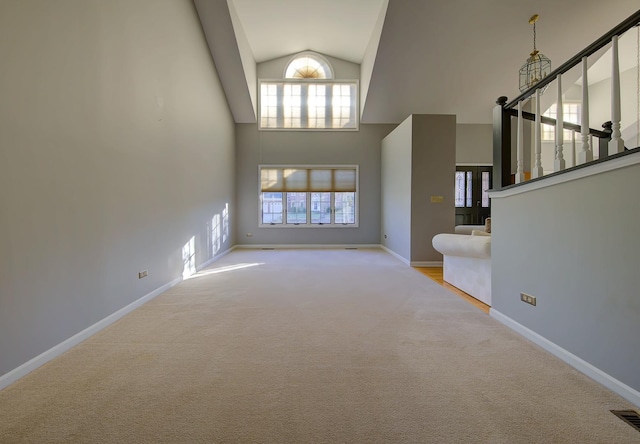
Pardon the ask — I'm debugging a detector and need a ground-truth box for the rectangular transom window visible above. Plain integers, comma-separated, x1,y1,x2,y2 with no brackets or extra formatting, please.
259,80,358,130
259,166,358,227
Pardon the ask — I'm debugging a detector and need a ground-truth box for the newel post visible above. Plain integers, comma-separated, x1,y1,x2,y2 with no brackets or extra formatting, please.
493,96,511,189
599,121,613,158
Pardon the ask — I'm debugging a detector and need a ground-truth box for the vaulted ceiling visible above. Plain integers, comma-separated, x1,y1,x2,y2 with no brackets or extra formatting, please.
194,0,640,125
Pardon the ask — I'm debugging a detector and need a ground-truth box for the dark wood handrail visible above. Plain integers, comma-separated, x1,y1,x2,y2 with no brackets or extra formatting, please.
506,9,640,109
506,109,610,138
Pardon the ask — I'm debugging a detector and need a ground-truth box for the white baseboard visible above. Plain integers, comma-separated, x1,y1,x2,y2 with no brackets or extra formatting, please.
0,250,235,392
410,261,443,267
379,245,410,265
491,309,640,408
234,244,381,250
197,245,236,271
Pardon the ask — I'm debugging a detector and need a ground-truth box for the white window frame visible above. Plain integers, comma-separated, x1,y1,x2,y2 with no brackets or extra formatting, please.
259,79,359,131
258,165,359,228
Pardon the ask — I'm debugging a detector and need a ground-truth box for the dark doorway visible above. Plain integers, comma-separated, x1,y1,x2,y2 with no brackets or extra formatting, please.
455,166,491,226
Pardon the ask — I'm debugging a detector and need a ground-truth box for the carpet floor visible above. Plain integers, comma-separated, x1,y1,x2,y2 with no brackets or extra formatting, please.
0,248,638,443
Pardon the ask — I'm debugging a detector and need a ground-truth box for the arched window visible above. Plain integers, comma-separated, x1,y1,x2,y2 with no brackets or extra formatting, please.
284,53,333,79
260,52,358,130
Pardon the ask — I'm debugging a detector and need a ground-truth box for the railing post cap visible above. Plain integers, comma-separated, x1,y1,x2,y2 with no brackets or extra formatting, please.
496,96,508,106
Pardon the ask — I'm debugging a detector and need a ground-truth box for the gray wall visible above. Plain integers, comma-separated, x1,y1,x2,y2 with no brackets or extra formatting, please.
381,117,413,259
381,115,456,263
411,115,456,262
235,50,395,246
491,162,640,393
0,0,235,377
456,124,493,165
235,124,395,245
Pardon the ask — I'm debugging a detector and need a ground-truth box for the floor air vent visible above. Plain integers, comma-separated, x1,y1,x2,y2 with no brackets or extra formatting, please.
345,247,358,250
611,410,640,432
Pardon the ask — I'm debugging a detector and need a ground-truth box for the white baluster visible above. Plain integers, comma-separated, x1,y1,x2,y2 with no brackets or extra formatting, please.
609,35,625,154
555,74,566,171
516,101,525,183
571,130,576,167
578,56,593,164
532,89,544,178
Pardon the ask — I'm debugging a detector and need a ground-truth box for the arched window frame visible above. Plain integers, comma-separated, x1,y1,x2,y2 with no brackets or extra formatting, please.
283,52,333,79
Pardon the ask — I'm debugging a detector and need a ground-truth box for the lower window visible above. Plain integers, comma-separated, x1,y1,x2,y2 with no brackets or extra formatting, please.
259,166,358,227
261,192,356,226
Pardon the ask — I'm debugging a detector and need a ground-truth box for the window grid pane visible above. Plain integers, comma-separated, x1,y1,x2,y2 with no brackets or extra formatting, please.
455,171,465,207
308,84,326,128
466,172,473,208
260,84,278,128
335,192,355,224
283,84,302,128
481,172,490,208
311,192,331,223
286,192,307,224
332,84,353,128
262,192,283,224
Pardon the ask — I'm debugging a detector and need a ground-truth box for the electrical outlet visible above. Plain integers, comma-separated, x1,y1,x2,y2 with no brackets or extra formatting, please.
138,270,148,279
521,292,536,306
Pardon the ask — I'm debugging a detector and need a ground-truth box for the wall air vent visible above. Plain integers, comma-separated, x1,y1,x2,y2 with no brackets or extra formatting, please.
611,410,640,433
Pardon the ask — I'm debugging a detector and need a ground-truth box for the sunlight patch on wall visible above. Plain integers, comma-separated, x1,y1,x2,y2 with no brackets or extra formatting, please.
222,203,229,243
211,214,221,256
182,236,196,279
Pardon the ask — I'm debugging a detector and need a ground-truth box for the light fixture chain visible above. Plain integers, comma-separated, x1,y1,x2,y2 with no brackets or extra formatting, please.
637,24,639,147
533,21,537,52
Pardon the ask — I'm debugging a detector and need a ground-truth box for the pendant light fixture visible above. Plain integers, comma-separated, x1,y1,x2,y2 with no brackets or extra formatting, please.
519,14,551,93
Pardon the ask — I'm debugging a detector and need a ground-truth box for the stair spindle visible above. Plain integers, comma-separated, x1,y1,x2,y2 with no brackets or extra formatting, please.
609,35,625,154
532,89,543,178
579,56,593,164
555,74,566,171
571,130,577,167
516,101,525,183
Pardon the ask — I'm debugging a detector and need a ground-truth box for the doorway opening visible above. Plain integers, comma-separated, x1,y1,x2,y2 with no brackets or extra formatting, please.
455,166,491,226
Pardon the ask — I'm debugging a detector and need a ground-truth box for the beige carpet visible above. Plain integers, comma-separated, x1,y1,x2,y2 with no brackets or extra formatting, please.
1,248,638,443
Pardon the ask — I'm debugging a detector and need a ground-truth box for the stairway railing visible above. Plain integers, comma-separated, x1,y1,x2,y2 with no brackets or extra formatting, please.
493,9,640,189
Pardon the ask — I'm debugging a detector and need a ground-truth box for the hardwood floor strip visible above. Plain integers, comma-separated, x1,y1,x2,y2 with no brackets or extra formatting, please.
414,267,490,314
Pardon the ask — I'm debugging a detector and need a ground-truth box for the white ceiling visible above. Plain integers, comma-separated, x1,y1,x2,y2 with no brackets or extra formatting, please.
200,0,640,125
229,0,387,64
